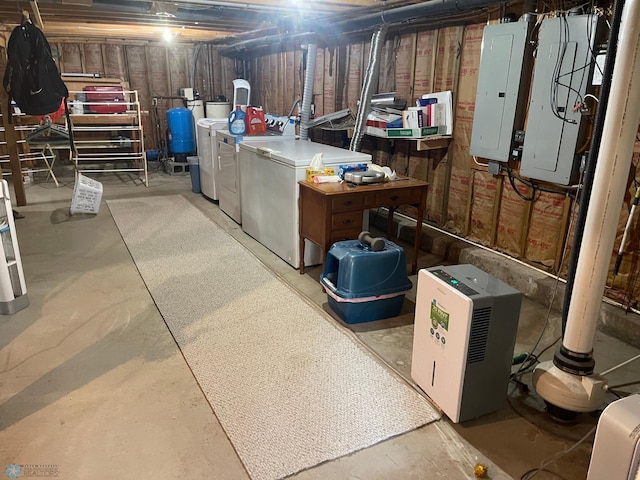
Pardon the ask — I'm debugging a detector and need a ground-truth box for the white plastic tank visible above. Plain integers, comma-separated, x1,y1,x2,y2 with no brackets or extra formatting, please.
206,101,231,118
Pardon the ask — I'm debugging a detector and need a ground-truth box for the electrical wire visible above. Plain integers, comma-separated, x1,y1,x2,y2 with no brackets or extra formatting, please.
503,164,537,201
520,425,596,480
501,164,577,200
549,15,577,124
520,469,570,480
613,185,640,277
600,353,640,376
511,173,584,381
607,379,640,389
582,93,599,104
472,155,488,167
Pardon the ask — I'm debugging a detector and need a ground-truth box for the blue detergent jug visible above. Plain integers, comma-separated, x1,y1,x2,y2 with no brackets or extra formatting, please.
228,107,246,135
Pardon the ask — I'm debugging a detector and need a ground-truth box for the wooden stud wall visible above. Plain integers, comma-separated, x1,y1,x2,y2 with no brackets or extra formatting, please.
4,25,639,307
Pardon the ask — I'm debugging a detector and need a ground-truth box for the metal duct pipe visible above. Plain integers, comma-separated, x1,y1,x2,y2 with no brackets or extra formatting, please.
92,0,293,15
220,32,320,57
325,0,485,33
350,25,387,152
222,0,502,55
562,0,640,356
300,42,318,141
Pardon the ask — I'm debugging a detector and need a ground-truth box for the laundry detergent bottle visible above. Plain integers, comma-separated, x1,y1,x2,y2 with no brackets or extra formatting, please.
228,106,246,135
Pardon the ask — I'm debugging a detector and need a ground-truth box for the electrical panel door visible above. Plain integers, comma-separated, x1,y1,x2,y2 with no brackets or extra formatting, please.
470,22,533,162
520,15,603,185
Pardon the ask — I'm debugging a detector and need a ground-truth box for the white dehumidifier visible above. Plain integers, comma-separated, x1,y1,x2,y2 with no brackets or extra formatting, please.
587,394,640,479
411,265,522,422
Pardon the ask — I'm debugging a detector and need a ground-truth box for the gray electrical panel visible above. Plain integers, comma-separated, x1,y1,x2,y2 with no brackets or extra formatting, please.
470,21,533,162
520,15,603,185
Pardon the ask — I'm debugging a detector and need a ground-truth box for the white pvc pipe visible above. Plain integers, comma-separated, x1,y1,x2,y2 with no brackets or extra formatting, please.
563,0,640,354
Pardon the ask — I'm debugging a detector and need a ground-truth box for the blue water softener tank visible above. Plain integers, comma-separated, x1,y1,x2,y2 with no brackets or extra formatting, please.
167,107,195,154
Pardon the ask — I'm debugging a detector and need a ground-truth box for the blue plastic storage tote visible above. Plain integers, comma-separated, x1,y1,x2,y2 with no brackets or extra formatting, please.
320,238,412,324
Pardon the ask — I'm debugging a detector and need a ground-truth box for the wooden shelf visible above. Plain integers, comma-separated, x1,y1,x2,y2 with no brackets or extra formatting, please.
64,90,148,186
416,135,452,151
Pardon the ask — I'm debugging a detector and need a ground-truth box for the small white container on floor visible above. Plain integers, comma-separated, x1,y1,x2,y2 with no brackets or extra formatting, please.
70,173,103,215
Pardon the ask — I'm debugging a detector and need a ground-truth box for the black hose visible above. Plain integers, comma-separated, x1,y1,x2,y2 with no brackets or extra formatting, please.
561,3,625,335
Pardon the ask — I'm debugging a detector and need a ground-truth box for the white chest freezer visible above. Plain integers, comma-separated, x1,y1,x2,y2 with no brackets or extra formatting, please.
238,140,371,268
217,130,295,224
196,118,228,201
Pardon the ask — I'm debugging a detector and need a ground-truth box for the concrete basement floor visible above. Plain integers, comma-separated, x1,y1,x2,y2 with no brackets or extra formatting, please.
1,169,639,480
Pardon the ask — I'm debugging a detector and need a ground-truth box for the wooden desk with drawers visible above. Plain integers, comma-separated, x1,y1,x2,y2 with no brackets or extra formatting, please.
298,177,428,275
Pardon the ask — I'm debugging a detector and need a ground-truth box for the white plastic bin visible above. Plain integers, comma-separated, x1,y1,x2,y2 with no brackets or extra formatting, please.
70,173,103,215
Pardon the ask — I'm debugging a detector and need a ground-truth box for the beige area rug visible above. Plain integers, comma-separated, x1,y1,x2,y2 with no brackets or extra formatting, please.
108,195,439,480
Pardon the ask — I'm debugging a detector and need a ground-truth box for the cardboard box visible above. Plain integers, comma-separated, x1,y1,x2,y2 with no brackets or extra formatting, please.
386,126,444,138
402,108,421,129
420,91,453,135
366,126,388,138
365,125,447,138
306,167,335,182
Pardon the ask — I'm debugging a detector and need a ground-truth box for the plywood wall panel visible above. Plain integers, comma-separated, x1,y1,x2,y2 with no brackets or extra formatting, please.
169,46,183,97
446,167,471,234
468,170,497,243
61,44,83,73
104,44,126,80
378,38,396,94
414,30,438,96
323,47,337,113
408,147,429,181
126,45,150,109
428,161,447,225
496,180,531,257
346,42,364,115
294,48,303,109
147,46,170,97
83,44,105,75
313,47,325,116
447,24,484,232
284,50,296,112
394,33,415,104
389,141,410,176
218,53,235,102
525,192,566,267
433,26,463,92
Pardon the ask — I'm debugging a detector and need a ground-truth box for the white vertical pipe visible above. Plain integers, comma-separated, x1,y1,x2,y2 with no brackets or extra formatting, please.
299,42,317,141
563,0,640,354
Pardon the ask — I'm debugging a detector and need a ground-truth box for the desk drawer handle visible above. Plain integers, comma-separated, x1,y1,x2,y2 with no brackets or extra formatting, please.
343,200,353,206
390,195,400,201
342,219,352,225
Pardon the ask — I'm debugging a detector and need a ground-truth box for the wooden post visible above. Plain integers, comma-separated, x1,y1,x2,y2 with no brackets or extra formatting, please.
490,176,504,247
0,91,27,206
555,195,573,273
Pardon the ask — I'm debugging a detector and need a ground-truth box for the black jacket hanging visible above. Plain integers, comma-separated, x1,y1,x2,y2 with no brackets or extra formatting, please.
3,21,68,117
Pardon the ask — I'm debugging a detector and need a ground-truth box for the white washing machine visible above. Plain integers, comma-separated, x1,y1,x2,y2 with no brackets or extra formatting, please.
196,117,228,201
217,130,294,224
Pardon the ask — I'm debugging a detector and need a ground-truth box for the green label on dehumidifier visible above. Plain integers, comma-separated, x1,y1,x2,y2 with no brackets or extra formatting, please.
430,301,449,331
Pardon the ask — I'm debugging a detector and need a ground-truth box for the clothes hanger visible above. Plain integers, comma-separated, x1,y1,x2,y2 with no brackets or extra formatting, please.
21,10,31,26
26,116,70,146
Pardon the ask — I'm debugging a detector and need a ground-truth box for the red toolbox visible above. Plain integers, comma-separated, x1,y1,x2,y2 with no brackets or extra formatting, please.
83,86,128,114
